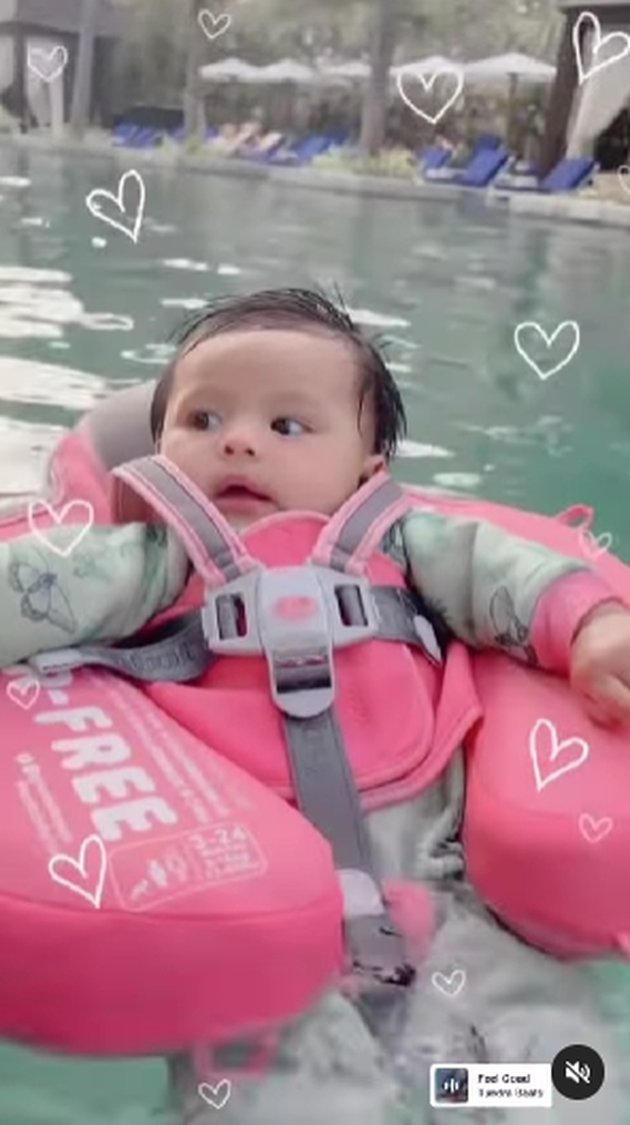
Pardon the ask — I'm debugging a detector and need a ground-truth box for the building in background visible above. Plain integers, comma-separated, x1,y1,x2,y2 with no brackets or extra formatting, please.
0,0,122,130
541,0,630,173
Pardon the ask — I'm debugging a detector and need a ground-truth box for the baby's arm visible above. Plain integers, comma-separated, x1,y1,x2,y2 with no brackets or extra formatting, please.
0,522,188,667
398,508,622,672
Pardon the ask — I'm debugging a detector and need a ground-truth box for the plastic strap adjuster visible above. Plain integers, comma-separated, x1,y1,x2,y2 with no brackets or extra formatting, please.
29,648,84,674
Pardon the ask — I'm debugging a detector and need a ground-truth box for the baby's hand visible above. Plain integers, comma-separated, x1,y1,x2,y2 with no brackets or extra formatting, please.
570,603,630,726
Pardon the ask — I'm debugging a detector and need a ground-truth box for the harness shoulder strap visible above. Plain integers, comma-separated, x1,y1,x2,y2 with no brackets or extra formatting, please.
113,454,260,586
311,468,412,575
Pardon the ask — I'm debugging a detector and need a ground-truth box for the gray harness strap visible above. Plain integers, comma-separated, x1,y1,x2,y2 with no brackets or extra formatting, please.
30,613,208,682
115,454,255,585
34,457,443,995
30,587,442,683
283,704,415,984
280,474,422,989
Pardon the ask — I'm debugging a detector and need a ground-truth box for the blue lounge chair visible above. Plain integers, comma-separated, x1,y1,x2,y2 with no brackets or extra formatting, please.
491,156,597,194
473,132,504,151
455,145,510,186
168,126,218,143
266,134,335,166
113,126,162,148
421,136,507,179
139,128,165,147
425,145,510,188
418,146,452,173
136,128,163,147
326,129,351,146
112,122,141,146
236,132,287,162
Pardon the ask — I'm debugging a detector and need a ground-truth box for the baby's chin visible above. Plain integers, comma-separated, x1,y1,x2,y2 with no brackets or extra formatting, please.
224,513,264,531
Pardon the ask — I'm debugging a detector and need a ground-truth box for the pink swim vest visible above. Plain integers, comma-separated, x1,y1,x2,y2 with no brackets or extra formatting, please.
0,380,629,1061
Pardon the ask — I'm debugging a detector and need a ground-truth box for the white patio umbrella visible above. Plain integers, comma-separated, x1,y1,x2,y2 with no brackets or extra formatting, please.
463,53,556,150
255,59,321,84
392,55,458,78
463,52,555,85
321,60,371,81
198,57,261,82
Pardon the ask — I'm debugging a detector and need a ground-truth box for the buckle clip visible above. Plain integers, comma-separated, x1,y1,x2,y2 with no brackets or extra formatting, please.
356,956,417,989
340,870,416,990
201,566,378,718
347,918,416,990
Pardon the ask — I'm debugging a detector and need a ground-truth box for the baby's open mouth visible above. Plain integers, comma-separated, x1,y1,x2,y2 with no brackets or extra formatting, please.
215,483,270,502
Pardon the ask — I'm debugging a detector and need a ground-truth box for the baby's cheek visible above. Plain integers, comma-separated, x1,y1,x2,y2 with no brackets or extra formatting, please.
161,430,199,471
165,435,214,498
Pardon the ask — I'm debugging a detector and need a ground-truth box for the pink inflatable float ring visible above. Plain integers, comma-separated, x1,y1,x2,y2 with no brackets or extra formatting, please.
0,382,628,1059
405,485,630,960
0,386,347,1055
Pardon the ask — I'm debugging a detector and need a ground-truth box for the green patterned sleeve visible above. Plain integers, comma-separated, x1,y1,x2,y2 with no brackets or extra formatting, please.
398,508,590,653
0,523,189,667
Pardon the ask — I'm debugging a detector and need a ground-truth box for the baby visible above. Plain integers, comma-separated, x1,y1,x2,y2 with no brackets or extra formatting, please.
2,288,630,1124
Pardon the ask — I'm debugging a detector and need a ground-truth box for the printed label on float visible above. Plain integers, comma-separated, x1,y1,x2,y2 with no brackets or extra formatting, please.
108,823,267,910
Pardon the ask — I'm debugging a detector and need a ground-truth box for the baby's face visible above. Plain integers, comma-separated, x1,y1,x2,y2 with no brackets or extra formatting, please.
159,328,384,528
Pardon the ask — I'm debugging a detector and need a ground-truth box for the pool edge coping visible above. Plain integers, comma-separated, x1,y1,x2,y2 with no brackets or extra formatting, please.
1,132,630,231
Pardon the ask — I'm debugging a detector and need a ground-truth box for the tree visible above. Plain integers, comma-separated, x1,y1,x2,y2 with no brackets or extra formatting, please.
70,0,99,137
108,0,562,141
183,0,207,140
359,0,397,156
358,0,432,156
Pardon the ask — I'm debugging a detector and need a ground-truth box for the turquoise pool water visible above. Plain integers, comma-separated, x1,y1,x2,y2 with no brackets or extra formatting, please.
0,142,628,1121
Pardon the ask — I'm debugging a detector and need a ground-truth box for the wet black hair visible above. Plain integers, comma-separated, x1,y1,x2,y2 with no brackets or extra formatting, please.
149,286,407,460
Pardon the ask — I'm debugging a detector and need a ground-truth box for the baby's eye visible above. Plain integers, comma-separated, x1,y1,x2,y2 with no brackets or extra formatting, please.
272,416,309,436
190,410,220,431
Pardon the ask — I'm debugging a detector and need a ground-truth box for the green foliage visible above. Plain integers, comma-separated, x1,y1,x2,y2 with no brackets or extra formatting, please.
108,0,562,123
314,146,416,178
110,0,562,68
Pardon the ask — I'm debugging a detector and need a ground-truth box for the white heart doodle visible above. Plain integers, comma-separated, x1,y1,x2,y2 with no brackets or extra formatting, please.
513,320,580,381
27,499,94,558
578,526,613,560
396,65,464,126
48,835,107,909
198,10,232,41
578,813,613,844
198,1080,232,1109
6,677,41,711
529,718,590,792
431,968,466,998
85,169,146,244
573,10,630,85
27,45,69,84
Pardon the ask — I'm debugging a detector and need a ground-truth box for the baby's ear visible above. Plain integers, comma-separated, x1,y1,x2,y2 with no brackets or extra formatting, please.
109,473,159,525
360,453,387,484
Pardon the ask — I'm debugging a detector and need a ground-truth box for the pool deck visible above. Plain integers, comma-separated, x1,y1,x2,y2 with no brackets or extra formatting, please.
1,130,630,231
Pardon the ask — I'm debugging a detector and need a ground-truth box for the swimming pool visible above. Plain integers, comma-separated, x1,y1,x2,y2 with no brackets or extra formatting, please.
0,143,628,1122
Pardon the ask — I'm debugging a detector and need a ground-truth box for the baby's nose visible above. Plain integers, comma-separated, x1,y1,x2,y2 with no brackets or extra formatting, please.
220,425,258,457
